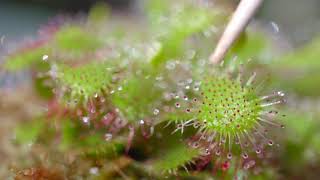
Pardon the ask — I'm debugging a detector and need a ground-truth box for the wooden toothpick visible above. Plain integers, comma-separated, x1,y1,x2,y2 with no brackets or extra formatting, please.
209,0,264,64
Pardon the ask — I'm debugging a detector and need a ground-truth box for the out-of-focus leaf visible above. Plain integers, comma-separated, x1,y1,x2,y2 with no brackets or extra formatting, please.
141,123,199,174
54,26,102,54
15,119,44,144
269,37,320,96
273,70,320,97
283,110,316,143
56,62,111,102
152,142,199,173
273,37,320,69
88,2,110,24
84,141,124,159
58,119,124,160
4,47,49,71
310,132,320,154
111,69,162,123
60,119,79,150
34,76,54,99
224,31,270,65
147,0,217,66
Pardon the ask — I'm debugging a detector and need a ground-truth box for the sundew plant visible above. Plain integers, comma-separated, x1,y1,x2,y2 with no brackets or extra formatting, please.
1,0,320,179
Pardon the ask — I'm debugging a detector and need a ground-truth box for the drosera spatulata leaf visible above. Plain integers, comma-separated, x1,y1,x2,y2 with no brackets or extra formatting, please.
170,63,286,162
152,142,200,174
52,62,112,107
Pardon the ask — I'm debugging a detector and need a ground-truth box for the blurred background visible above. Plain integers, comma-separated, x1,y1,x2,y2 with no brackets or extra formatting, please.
0,0,320,179
0,0,319,47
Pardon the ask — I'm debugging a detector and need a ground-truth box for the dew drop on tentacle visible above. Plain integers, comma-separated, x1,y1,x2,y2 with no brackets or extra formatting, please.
255,148,262,154
42,54,49,61
260,91,286,101
268,140,274,146
260,93,277,100
175,103,181,108
215,149,221,156
104,133,113,141
82,116,90,125
242,153,249,159
205,148,210,155
89,167,99,175
153,108,160,115
174,94,180,99
277,91,285,97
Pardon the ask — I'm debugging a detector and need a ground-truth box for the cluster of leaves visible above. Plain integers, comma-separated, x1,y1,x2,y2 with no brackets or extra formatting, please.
2,0,320,179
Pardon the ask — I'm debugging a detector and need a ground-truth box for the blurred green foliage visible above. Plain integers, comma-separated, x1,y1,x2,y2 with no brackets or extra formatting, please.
2,0,320,179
